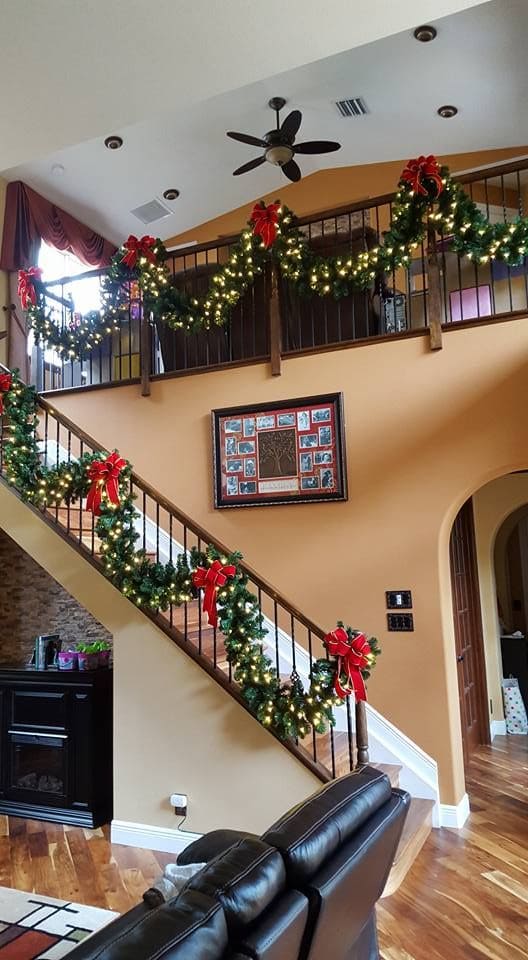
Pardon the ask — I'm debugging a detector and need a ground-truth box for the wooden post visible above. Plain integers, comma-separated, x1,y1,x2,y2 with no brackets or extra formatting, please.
355,699,369,766
268,262,282,377
427,224,443,351
140,308,151,397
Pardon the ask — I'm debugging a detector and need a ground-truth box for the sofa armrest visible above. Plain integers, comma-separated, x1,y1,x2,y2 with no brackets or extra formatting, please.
177,829,258,865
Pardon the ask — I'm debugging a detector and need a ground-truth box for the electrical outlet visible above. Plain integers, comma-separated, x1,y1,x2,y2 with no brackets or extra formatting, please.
170,793,188,816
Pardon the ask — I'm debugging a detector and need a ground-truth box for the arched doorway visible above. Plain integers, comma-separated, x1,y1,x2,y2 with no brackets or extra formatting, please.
449,498,490,768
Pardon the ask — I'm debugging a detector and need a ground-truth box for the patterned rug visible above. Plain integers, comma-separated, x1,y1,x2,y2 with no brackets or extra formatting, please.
0,887,117,958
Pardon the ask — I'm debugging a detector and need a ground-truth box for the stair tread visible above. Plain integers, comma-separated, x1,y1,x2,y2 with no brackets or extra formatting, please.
382,797,434,899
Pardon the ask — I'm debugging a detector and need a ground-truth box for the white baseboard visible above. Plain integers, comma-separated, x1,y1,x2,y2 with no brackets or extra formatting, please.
438,793,470,829
111,820,202,855
490,719,507,740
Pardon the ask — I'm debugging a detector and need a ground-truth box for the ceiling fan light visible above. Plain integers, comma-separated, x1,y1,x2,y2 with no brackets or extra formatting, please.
265,144,294,166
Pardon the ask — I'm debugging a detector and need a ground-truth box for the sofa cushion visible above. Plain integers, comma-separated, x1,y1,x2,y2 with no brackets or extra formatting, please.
262,766,392,885
177,829,258,866
186,838,286,934
233,889,309,960
69,890,227,960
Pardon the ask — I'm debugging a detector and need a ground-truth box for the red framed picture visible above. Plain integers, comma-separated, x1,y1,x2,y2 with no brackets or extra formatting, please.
212,393,347,508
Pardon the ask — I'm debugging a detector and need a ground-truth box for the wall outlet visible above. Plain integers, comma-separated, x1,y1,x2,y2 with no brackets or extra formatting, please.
170,793,188,816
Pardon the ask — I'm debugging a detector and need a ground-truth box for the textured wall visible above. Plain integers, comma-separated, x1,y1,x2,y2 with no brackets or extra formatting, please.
0,529,111,664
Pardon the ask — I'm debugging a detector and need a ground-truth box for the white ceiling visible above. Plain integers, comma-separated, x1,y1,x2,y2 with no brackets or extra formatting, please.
5,0,519,245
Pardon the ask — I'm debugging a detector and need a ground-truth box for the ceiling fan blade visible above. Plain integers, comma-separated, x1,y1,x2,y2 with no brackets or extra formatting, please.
227,131,268,148
280,110,302,141
282,159,302,183
294,140,342,154
232,156,266,176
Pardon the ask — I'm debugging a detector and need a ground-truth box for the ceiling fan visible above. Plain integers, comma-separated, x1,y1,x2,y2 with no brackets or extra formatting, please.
227,97,341,183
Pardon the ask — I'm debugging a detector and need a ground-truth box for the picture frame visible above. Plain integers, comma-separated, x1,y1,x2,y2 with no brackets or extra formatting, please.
212,393,347,508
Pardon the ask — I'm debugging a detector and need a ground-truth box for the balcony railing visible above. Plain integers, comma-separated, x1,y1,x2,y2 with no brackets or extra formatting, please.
21,156,528,393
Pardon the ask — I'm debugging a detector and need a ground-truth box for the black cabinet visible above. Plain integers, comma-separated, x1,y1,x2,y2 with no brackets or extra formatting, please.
0,667,112,827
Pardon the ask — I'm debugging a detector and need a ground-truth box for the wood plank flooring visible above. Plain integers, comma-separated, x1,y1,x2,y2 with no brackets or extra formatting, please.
0,736,524,959
378,735,528,959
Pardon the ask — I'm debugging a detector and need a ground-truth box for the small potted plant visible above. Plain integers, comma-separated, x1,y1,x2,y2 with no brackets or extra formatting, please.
93,640,112,668
57,649,78,671
76,642,100,671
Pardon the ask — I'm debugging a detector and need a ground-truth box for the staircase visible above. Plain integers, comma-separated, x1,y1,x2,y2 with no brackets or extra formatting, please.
0,380,434,893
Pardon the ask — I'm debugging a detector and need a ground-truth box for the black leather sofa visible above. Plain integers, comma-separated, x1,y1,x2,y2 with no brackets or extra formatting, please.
71,766,409,960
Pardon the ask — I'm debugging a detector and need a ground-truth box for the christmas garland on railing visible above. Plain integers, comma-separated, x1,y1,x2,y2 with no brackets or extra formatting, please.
0,369,380,741
20,155,528,361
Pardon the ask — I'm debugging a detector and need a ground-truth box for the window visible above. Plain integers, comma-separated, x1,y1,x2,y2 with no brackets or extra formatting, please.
29,243,102,365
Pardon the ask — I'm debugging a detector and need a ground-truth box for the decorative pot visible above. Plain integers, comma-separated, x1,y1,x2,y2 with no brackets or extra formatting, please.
57,651,78,671
98,649,111,668
77,652,99,671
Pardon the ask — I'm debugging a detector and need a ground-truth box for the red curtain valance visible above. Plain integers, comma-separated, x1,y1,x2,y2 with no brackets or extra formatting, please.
0,180,116,271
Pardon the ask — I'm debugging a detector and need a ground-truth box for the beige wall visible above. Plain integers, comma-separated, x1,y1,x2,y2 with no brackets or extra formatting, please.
0,484,319,834
0,176,9,364
473,476,528,724
166,147,528,247
52,316,528,805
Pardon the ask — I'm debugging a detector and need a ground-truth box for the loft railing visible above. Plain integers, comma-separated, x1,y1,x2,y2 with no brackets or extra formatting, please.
21,156,528,393
0,377,367,780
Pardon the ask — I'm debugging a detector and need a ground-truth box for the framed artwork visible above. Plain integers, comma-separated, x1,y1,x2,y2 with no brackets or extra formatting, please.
212,393,347,508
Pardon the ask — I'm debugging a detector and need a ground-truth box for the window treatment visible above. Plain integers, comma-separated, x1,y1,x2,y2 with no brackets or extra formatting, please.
0,180,116,271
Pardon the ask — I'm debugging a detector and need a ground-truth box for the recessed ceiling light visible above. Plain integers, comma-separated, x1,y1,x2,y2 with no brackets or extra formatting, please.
51,163,65,176
437,104,458,118
414,24,437,42
163,188,180,201
104,135,123,150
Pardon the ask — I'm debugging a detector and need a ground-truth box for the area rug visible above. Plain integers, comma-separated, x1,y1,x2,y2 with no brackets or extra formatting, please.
0,887,117,959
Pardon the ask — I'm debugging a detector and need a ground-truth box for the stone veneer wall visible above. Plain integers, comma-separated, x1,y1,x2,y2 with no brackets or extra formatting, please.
0,529,112,664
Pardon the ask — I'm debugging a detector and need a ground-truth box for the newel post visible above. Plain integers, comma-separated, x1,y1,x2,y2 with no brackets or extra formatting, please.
268,261,282,377
355,699,369,767
140,306,152,397
426,223,443,351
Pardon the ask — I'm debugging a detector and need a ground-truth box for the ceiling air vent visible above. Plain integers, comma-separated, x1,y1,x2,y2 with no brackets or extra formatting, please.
130,198,173,224
335,97,369,118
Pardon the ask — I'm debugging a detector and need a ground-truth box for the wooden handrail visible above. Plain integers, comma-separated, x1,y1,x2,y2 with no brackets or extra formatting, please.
36,155,528,290
33,389,327,641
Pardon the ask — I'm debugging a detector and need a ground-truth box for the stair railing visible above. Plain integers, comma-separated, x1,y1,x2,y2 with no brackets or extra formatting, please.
0,376,369,781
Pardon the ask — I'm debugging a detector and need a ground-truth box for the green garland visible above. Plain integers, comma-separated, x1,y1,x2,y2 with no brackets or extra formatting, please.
24,158,528,361
1,370,380,741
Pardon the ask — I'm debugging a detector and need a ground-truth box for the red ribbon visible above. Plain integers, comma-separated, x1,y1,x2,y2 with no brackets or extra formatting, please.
192,559,236,628
323,628,371,701
250,202,281,248
17,267,43,310
0,373,12,415
121,235,157,269
401,155,443,198
86,452,126,516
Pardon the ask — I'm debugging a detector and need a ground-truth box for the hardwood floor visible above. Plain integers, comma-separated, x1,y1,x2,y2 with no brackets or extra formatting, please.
0,736,525,958
378,735,528,959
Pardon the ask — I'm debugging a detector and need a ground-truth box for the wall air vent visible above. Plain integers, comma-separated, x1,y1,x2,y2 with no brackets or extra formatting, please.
130,199,173,224
335,97,369,118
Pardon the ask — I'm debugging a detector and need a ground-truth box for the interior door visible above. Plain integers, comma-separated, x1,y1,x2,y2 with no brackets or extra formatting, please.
449,498,490,765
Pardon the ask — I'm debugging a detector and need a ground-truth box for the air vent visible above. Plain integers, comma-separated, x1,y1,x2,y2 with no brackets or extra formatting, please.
335,97,369,118
130,199,172,224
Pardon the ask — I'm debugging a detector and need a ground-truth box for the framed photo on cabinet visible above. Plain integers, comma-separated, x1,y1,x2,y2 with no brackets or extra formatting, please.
212,393,347,508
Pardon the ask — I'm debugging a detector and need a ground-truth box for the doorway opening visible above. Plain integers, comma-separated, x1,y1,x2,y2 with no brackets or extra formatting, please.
494,504,528,718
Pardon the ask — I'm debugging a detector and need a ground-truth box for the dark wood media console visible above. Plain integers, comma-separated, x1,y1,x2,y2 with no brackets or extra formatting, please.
0,666,112,827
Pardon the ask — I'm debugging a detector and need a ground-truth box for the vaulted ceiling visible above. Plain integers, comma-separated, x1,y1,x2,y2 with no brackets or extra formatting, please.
3,0,515,243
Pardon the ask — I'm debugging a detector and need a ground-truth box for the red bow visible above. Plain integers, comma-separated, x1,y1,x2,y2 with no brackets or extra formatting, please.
401,155,443,198
0,373,12,415
121,235,157,269
323,628,371,701
86,452,126,516
17,267,43,309
250,202,281,248
192,559,236,628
